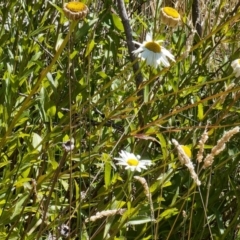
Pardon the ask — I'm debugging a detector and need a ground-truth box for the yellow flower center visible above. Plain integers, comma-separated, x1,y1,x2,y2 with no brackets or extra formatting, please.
238,59,240,65
163,7,180,19
181,145,192,158
66,2,87,12
127,158,139,166
144,41,161,53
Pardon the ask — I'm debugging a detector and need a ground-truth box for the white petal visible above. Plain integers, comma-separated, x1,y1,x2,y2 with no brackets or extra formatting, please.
160,55,170,67
116,162,127,166
231,59,239,68
133,49,143,55
132,40,142,46
135,166,142,172
141,160,152,166
146,32,152,42
140,48,150,57
161,48,175,61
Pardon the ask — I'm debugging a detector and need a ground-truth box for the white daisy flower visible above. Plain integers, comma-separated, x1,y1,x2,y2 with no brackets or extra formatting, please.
114,150,152,172
231,59,240,77
133,33,175,68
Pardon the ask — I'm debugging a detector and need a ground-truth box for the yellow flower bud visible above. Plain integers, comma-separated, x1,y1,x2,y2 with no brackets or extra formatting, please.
160,7,181,27
63,2,89,21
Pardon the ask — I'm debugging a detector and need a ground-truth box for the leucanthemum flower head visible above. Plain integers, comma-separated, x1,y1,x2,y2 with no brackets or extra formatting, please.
114,150,152,172
160,7,181,27
63,2,89,21
231,59,240,77
133,33,175,68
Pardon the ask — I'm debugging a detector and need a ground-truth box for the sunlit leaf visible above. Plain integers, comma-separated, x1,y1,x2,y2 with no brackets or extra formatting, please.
127,216,155,225
14,178,32,188
11,194,29,219
159,208,179,220
197,101,204,121
85,39,95,57
47,105,56,118
103,153,112,189
111,13,124,32
157,133,168,159
32,132,42,152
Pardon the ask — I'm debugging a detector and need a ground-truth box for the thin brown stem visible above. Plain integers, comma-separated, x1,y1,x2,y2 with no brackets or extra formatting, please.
36,151,68,239
116,0,145,127
192,0,202,37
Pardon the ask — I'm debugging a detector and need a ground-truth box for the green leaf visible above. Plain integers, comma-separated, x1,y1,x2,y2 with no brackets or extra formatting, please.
11,194,29,219
46,72,58,89
159,208,178,220
27,219,42,236
0,160,11,168
59,179,69,191
127,216,155,225
103,153,111,189
29,25,55,37
85,39,95,57
47,105,56,118
74,180,80,202
156,133,168,158
70,50,79,59
111,13,124,32
215,208,225,235
197,100,204,121
162,180,172,188
170,187,179,206
31,52,42,61
14,178,32,188
32,132,42,152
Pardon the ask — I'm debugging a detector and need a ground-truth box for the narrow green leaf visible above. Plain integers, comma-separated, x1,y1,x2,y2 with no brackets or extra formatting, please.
85,39,95,57
29,25,55,37
103,153,111,189
156,133,167,147
127,216,155,225
74,180,80,202
59,179,69,191
162,180,172,188
27,219,42,236
70,50,79,59
170,187,179,206
0,161,10,168
11,194,28,219
31,52,42,61
14,178,32,187
215,209,225,234
159,208,178,220
46,72,58,89
197,101,204,121
32,132,42,152
156,133,168,159
111,13,124,31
